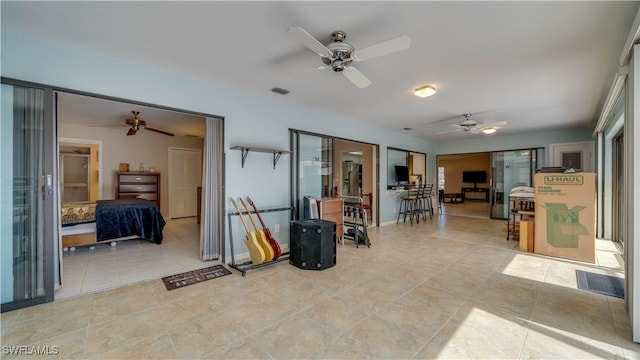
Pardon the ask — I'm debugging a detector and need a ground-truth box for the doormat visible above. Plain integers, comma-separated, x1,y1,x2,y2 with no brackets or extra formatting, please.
162,265,232,291
576,270,624,299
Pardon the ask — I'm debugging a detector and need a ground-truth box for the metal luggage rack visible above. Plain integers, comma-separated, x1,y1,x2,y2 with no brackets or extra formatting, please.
227,205,293,276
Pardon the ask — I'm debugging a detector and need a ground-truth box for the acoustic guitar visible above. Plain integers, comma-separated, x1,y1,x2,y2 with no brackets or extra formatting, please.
247,196,282,259
230,198,265,264
239,197,274,262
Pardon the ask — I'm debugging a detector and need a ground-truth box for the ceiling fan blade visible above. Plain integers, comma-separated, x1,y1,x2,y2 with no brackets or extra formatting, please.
286,27,332,58
352,35,411,62
342,66,372,89
436,128,463,135
145,126,175,136
88,124,128,127
285,65,328,82
471,128,483,134
482,121,508,127
126,127,137,136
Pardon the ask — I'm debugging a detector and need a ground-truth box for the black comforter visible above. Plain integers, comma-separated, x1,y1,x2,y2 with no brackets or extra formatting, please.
96,199,166,244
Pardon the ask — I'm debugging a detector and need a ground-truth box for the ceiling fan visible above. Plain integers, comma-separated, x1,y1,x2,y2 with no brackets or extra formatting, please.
90,111,175,137
286,27,411,88
436,114,507,135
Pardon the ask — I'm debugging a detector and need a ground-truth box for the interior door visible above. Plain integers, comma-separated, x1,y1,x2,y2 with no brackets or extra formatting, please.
169,148,202,219
1,82,56,312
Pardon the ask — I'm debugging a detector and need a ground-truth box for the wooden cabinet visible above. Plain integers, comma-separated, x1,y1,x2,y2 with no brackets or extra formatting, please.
462,187,489,201
116,172,160,208
318,198,343,239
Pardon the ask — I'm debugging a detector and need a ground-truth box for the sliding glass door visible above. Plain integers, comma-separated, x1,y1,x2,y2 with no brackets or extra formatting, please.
1,82,56,311
290,132,333,219
490,149,538,219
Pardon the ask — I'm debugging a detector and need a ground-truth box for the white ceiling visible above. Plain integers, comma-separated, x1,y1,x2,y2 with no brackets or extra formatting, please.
3,1,638,141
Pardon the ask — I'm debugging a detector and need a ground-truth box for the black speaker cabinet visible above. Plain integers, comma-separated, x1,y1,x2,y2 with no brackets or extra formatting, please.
290,219,336,270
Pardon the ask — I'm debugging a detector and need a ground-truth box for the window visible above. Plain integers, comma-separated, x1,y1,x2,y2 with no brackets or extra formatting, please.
438,166,445,190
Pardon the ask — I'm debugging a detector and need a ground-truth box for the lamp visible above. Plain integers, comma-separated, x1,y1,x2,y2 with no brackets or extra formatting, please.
413,85,436,98
482,127,496,134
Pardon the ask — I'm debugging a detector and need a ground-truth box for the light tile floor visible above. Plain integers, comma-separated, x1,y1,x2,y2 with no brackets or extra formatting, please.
56,217,205,299
2,214,638,359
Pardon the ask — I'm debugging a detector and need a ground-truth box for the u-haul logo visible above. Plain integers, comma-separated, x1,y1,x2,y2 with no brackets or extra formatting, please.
544,175,583,185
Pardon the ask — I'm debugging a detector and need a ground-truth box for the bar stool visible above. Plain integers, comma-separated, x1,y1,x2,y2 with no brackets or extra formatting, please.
421,184,434,220
397,187,421,225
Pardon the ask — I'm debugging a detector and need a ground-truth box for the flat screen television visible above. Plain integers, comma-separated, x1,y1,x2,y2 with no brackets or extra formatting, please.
394,165,410,183
462,171,487,185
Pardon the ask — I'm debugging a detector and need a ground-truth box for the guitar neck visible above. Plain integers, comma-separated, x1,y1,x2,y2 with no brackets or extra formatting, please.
247,197,268,228
239,198,261,232
230,198,252,235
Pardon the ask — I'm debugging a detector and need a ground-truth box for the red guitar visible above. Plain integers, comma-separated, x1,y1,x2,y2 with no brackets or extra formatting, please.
246,197,282,259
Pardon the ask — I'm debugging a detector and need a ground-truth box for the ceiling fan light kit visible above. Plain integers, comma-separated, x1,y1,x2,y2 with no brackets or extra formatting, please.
414,85,436,98
435,114,507,135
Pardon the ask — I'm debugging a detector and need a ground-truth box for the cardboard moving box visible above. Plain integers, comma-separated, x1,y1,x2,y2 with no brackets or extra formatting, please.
534,173,595,263
519,219,535,253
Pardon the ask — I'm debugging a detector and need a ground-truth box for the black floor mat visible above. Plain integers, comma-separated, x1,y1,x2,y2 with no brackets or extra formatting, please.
576,270,624,299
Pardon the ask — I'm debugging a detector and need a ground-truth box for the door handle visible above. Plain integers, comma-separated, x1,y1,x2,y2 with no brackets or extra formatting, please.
46,174,53,196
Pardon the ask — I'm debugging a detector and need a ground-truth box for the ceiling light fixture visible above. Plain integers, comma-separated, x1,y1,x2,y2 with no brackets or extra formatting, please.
414,85,436,98
482,127,497,134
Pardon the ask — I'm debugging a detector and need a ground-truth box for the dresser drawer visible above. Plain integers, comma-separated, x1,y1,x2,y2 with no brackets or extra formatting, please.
116,172,160,209
119,174,159,183
118,193,158,201
119,184,157,192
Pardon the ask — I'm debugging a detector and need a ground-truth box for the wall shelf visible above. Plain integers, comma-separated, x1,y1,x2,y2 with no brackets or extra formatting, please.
230,145,293,169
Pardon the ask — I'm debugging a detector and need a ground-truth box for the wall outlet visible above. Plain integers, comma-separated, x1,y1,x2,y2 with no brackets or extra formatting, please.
274,224,280,233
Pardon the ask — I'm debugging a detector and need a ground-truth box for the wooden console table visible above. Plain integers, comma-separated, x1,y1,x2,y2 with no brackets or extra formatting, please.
462,187,489,201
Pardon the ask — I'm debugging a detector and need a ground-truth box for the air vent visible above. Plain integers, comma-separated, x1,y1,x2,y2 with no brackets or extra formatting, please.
271,87,290,95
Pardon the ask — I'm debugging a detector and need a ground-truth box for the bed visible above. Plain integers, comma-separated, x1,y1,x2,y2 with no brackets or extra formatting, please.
61,199,166,249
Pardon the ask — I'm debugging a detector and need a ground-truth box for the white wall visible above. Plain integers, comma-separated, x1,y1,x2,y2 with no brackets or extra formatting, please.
58,123,204,216
426,127,595,181
1,30,601,259
1,30,428,253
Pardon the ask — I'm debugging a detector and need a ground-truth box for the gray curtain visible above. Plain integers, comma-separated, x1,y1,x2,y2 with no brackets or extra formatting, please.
200,117,224,260
12,86,45,300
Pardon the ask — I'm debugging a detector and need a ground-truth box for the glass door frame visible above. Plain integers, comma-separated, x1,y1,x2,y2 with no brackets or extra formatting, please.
1,77,57,312
489,148,541,220
612,132,624,249
289,128,380,226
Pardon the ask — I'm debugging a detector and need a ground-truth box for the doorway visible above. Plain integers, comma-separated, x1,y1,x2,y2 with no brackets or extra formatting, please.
437,153,491,219
290,130,379,227
55,91,212,299
59,139,102,202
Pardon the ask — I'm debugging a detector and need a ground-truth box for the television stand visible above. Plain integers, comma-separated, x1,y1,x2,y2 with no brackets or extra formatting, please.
461,187,489,202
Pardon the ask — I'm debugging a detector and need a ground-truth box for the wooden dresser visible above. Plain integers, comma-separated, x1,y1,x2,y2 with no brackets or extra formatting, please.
318,197,343,239
115,172,160,208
